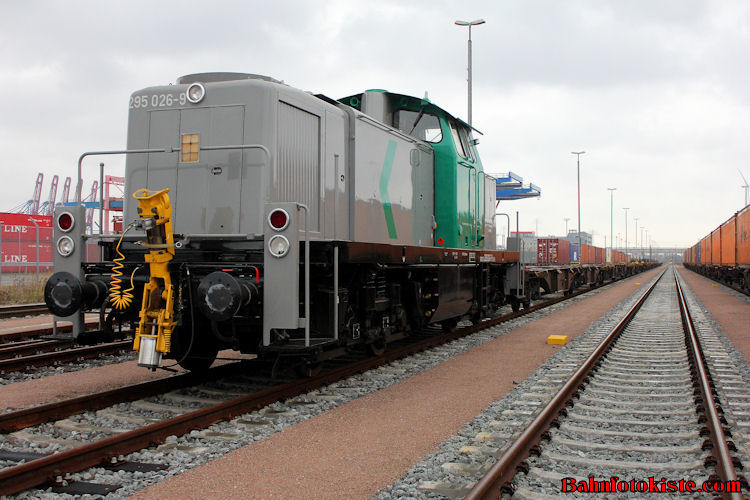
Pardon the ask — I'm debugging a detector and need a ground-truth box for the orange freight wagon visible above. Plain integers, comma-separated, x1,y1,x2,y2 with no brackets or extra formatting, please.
738,205,750,266
700,236,711,265
711,229,721,265
595,247,604,264
720,216,737,266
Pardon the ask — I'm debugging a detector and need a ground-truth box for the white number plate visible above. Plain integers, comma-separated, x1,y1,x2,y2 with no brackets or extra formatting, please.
129,92,187,109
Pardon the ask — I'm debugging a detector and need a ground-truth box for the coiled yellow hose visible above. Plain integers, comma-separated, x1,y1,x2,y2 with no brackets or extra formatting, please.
110,225,136,310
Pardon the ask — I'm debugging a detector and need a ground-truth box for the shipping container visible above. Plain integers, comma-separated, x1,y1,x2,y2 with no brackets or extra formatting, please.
700,236,711,265
720,216,737,266
507,236,537,264
738,205,750,266
537,238,571,265
595,247,603,264
570,244,579,263
0,213,92,273
0,213,52,228
0,213,53,243
711,229,721,265
580,244,593,264
0,241,53,273
682,245,700,264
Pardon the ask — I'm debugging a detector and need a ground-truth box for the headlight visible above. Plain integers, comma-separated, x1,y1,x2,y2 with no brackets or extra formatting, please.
268,235,290,258
57,236,75,257
186,83,205,103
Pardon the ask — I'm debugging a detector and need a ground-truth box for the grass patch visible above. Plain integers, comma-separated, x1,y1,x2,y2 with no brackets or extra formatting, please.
0,273,50,305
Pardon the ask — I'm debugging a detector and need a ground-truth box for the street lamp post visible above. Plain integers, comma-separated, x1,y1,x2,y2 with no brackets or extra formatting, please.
571,151,585,263
564,217,570,236
455,19,485,127
623,207,629,257
607,188,616,262
633,217,639,257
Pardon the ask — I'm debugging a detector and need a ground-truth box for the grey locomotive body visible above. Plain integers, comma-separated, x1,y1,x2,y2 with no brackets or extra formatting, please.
44,73,517,372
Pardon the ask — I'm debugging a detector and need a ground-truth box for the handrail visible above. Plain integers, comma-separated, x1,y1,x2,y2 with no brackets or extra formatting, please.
296,203,311,346
75,144,272,203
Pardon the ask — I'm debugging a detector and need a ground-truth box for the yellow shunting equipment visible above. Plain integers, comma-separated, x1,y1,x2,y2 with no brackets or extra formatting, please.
547,335,568,346
131,188,176,370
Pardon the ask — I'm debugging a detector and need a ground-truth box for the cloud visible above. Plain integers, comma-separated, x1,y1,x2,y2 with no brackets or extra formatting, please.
0,0,748,246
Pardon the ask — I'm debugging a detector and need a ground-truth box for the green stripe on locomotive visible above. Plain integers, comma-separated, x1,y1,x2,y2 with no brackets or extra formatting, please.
339,91,487,249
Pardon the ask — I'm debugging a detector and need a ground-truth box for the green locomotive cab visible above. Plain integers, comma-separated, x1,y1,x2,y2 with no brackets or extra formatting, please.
340,91,489,250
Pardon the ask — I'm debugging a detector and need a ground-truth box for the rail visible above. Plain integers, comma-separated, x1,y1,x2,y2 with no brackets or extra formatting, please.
674,267,743,500
0,303,49,319
465,267,667,499
466,266,744,499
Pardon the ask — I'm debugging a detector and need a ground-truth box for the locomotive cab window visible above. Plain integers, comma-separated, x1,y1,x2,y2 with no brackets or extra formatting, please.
450,121,473,160
394,109,442,143
181,133,199,162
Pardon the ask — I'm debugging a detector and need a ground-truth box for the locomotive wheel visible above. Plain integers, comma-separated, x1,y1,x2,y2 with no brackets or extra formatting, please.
368,338,386,356
295,360,324,378
509,297,520,312
441,318,459,332
170,315,218,372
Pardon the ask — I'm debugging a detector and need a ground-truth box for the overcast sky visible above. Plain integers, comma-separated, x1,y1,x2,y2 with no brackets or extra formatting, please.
1,0,748,249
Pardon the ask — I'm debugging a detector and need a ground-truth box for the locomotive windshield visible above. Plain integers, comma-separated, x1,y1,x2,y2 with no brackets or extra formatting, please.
394,109,443,143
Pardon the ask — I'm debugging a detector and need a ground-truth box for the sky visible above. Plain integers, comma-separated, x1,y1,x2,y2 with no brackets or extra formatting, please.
1,0,748,249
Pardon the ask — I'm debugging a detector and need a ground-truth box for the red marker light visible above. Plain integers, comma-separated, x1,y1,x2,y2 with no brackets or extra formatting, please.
58,212,74,232
268,209,289,230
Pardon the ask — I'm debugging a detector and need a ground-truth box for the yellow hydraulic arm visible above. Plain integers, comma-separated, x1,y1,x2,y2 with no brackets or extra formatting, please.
130,188,176,370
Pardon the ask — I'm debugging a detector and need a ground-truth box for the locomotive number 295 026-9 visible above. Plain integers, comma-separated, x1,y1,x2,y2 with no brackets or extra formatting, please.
129,92,187,109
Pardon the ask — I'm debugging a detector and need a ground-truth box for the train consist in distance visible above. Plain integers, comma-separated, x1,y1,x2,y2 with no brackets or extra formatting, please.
43,73,652,374
683,204,750,290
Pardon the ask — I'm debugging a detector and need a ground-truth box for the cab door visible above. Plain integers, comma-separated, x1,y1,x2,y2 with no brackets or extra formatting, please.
450,120,481,248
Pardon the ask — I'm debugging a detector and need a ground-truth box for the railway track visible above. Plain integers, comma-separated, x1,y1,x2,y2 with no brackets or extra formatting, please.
459,266,746,499
0,268,657,496
0,312,130,375
0,338,133,374
0,304,49,320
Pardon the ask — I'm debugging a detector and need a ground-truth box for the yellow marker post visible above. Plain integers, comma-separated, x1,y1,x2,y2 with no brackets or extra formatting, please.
547,335,568,346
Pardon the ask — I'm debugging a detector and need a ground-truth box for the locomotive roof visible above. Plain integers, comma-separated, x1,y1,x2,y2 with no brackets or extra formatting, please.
338,90,483,135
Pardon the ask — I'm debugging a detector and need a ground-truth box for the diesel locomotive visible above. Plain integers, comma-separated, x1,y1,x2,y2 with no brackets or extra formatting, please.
43,72,520,373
